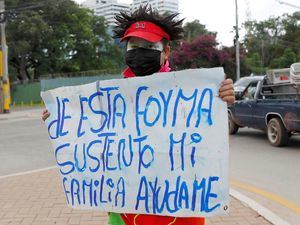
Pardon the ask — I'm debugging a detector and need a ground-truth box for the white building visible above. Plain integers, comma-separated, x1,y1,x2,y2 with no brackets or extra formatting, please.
81,0,97,9
82,0,131,26
132,0,179,15
81,0,179,26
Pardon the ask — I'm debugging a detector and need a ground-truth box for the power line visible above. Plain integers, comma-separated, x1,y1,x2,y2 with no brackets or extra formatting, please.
244,33,300,46
6,2,42,11
275,0,300,10
1,0,73,22
245,38,300,50
7,4,45,12
274,38,300,46
6,0,70,11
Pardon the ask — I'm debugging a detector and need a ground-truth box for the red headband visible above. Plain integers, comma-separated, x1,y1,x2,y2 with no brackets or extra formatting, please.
120,21,170,43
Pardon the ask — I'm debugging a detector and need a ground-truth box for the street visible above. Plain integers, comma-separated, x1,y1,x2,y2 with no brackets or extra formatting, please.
230,128,300,205
230,128,300,224
0,111,299,224
0,115,54,175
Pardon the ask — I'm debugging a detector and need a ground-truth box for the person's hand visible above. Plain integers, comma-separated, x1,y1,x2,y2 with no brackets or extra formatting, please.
219,78,235,104
42,109,50,121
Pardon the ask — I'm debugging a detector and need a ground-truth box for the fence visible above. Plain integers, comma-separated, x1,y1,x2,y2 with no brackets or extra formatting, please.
40,74,122,91
10,82,42,106
10,74,122,106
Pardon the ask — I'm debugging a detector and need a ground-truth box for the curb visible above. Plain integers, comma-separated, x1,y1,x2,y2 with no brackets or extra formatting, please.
0,108,42,121
0,166,57,180
230,189,290,225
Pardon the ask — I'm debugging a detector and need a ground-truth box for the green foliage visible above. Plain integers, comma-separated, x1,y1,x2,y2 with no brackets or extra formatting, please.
242,11,300,74
169,19,217,50
183,19,216,42
278,48,297,68
244,53,266,74
6,0,124,81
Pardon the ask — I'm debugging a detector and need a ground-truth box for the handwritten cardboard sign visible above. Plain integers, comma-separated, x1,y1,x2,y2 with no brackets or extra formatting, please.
41,68,229,217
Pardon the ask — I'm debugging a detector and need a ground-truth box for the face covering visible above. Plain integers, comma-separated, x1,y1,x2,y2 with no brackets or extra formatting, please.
125,48,162,77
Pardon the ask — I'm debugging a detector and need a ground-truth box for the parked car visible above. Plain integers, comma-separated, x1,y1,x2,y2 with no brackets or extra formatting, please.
228,75,300,147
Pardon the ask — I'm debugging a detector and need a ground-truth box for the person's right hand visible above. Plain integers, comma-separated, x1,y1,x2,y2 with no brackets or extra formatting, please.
42,109,50,121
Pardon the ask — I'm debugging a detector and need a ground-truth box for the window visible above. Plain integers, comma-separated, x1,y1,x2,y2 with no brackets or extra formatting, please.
243,82,258,100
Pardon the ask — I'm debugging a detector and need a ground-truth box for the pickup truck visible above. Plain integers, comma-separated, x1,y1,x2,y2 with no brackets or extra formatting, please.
228,76,300,147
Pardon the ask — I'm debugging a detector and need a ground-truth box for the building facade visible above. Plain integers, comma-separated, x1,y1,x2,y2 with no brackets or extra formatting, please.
81,0,179,26
82,0,131,26
132,0,179,15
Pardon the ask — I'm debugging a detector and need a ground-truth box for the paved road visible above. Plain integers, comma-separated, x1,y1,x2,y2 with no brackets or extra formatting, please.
229,127,300,224
1,112,299,223
0,117,55,175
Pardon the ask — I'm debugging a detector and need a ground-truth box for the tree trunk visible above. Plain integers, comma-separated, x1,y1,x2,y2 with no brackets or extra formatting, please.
19,56,29,82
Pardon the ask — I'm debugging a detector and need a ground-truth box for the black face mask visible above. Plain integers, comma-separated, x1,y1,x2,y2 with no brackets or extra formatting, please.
125,48,162,77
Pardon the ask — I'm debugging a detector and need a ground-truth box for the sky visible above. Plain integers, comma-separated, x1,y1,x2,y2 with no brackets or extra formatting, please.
74,0,299,46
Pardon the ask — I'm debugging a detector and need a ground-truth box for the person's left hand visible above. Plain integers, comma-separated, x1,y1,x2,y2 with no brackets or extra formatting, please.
219,78,235,104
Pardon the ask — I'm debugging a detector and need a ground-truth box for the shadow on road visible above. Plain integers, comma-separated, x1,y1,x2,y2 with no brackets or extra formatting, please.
233,128,300,150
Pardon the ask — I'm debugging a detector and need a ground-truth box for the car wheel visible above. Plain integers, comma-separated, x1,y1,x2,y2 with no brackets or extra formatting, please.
228,113,239,135
267,118,289,147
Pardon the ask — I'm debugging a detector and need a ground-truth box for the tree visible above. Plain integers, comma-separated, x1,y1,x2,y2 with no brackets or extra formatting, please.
220,45,250,80
183,20,216,42
171,34,235,79
244,53,266,74
7,10,51,81
279,48,297,68
171,35,217,69
242,12,300,73
6,0,124,81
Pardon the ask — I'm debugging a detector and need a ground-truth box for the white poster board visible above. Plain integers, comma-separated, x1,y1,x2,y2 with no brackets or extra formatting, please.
41,68,229,217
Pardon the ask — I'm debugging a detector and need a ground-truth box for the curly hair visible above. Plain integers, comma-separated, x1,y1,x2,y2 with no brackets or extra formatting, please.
113,5,184,41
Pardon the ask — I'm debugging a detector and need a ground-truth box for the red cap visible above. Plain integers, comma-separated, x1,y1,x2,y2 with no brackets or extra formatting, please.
121,21,170,43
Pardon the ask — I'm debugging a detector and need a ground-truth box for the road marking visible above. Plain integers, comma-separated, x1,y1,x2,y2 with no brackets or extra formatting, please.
0,166,57,180
231,180,300,214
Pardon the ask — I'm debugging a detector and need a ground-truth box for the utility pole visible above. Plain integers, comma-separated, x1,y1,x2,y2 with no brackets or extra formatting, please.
0,0,10,113
235,0,240,81
261,40,264,74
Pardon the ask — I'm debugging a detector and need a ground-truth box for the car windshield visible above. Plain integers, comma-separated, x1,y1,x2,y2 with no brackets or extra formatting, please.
234,77,251,87
234,76,263,87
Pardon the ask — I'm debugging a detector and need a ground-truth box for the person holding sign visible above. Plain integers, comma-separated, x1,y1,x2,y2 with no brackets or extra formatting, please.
42,5,234,225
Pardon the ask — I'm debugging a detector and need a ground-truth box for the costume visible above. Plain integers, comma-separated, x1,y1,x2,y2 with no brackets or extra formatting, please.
120,214,205,225
108,62,206,225
110,6,206,225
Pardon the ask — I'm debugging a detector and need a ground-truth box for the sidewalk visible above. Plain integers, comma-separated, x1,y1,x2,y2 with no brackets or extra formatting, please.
0,168,271,225
0,107,42,122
